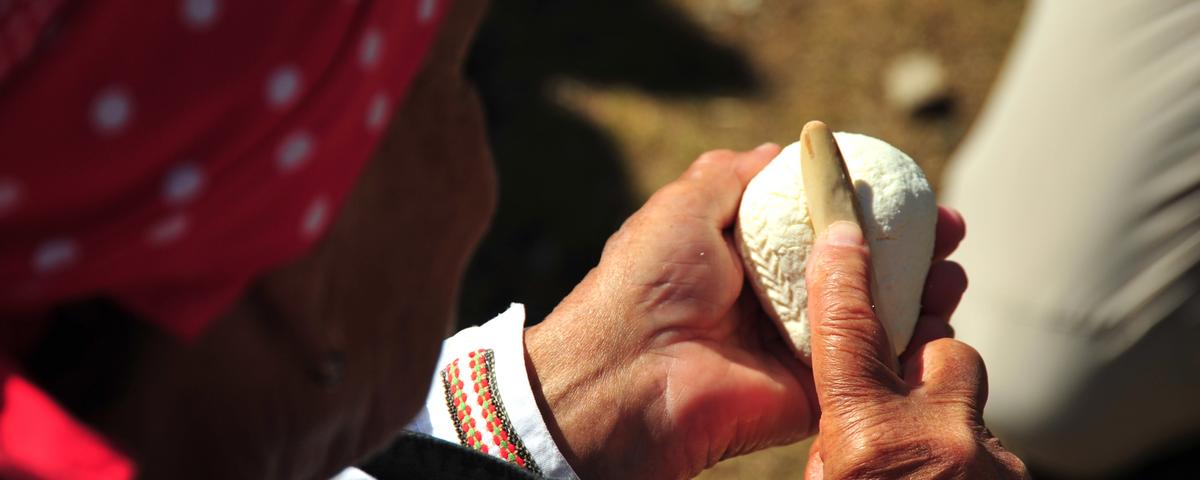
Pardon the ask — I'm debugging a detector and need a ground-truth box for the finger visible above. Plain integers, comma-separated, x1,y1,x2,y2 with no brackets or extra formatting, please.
901,338,987,410
898,313,955,366
807,221,903,406
920,261,967,318
742,287,825,438
901,258,967,378
648,143,780,228
933,206,966,261
804,435,824,480
734,142,780,184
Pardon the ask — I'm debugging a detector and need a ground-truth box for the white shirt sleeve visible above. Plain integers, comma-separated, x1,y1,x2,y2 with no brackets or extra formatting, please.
334,303,579,479
330,467,374,480
412,303,578,478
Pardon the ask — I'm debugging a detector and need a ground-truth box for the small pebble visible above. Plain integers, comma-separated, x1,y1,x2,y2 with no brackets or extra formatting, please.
884,51,950,116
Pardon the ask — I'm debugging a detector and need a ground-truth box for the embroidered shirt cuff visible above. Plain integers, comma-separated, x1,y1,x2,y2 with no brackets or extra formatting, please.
406,303,579,479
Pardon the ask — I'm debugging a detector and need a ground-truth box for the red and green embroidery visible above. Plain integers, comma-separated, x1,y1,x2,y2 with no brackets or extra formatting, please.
441,349,541,474
441,359,478,447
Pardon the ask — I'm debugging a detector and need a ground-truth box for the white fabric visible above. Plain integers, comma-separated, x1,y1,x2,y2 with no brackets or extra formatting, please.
330,467,374,480
945,0,1200,475
334,303,579,479
417,303,578,478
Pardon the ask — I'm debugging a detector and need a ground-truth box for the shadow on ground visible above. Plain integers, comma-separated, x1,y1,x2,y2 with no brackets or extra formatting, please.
460,0,761,326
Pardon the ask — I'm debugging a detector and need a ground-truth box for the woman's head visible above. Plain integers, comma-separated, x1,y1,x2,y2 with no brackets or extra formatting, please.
3,0,496,477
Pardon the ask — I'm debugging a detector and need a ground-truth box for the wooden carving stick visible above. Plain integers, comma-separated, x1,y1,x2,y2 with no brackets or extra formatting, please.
801,121,897,364
800,120,863,235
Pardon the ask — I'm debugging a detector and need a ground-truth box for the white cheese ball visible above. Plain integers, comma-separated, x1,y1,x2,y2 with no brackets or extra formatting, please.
735,132,936,362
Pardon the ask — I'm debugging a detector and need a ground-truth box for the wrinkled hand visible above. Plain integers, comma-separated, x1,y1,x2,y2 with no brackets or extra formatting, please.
524,145,1004,479
802,219,1027,479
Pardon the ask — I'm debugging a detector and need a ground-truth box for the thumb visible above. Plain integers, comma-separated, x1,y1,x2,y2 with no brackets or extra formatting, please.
806,221,902,409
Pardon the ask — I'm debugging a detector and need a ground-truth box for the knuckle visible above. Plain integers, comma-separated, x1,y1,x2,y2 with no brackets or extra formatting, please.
998,450,1032,478
926,338,984,379
648,180,691,204
811,308,881,351
934,430,982,466
602,210,653,255
821,375,898,411
834,432,912,478
839,449,882,474
836,433,883,466
818,285,874,322
666,180,700,199
602,221,633,253
930,338,985,370
684,150,737,181
695,149,736,166
809,246,870,293
830,418,995,478
813,264,874,324
925,338,990,410
644,183,702,219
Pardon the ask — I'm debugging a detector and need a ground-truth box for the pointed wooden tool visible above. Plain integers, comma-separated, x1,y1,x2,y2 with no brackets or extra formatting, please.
800,120,863,235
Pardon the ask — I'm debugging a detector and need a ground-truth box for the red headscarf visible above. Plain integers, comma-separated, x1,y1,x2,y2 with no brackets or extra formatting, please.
0,0,449,476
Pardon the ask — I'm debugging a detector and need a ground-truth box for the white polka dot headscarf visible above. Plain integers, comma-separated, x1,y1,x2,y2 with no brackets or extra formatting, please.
0,0,450,339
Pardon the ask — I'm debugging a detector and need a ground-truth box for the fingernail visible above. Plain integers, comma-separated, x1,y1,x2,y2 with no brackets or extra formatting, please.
755,142,779,152
825,221,863,246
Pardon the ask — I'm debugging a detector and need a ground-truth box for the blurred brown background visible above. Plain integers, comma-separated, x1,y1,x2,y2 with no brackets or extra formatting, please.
461,0,1026,477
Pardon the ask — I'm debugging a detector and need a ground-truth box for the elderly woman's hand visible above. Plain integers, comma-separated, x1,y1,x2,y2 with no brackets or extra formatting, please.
526,144,808,478
802,220,1028,479
524,145,1025,479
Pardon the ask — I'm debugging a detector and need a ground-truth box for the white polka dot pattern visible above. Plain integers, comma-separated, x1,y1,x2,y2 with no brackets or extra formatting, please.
360,29,383,68
266,65,302,108
277,131,314,172
366,92,390,131
0,179,21,215
418,0,438,23
163,162,205,205
0,2,454,470
32,238,78,274
91,86,133,135
147,214,189,246
0,0,449,346
181,0,218,30
301,195,330,237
